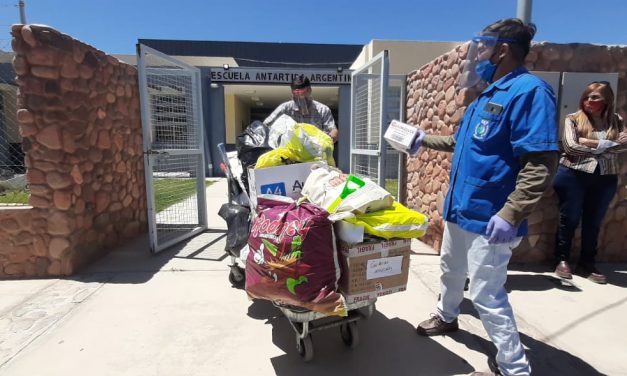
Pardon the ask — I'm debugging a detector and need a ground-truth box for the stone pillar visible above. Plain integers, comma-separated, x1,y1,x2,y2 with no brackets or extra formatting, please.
1,25,148,278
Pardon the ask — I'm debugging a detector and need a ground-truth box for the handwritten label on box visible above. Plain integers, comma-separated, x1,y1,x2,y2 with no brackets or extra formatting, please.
366,256,403,280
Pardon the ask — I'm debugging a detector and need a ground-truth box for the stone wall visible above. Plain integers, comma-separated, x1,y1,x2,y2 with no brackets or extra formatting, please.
0,25,147,278
406,42,627,262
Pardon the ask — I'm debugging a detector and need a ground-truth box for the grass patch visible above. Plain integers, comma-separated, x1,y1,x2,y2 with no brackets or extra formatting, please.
154,179,214,213
385,179,399,197
0,190,30,205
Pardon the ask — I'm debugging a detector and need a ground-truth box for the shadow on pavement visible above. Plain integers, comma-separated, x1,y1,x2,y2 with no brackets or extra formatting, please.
448,330,605,376
521,333,606,376
247,299,283,321
76,229,230,284
508,263,627,289
452,297,605,376
505,273,583,292
251,307,476,376
601,264,627,288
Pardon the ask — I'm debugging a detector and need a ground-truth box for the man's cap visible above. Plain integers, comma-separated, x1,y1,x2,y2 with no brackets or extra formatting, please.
291,75,311,90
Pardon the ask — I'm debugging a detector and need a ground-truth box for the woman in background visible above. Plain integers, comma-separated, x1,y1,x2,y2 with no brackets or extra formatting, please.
553,81,627,284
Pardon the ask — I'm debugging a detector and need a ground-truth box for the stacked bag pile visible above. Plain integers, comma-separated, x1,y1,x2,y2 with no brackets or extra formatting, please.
242,117,428,316
301,164,428,240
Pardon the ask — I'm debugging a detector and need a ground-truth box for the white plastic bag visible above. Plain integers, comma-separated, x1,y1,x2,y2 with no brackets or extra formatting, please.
268,114,296,149
301,163,393,215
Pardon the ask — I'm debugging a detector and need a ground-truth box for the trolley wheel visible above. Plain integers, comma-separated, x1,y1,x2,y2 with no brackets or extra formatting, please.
296,334,314,362
228,266,245,287
340,321,359,348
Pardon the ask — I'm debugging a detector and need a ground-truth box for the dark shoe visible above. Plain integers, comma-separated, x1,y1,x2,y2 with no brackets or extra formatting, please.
488,357,502,375
416,314,459,336
577,263,607,284
554,260,572,279
469,357,501,375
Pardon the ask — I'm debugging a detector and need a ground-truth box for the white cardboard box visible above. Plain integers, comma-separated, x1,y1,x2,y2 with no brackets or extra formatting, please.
248,162,316,208
384,120,419,153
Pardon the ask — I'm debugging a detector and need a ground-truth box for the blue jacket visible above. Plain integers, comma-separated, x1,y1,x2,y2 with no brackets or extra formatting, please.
442,66,559,236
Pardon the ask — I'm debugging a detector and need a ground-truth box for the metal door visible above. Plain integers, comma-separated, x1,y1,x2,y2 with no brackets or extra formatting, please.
350,50,390,187
383,75,407,199
137,44,208,253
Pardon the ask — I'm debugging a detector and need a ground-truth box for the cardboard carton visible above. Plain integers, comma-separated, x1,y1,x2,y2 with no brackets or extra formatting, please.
338,238,411,304
384,120,419,153
248,162,316,208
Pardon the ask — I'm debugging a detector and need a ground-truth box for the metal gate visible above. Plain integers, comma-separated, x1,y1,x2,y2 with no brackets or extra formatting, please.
350,50,389,187
137,44,208,253
385,75,407,199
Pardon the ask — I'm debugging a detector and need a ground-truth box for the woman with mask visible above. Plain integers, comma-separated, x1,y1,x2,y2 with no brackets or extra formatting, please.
553,81,627,284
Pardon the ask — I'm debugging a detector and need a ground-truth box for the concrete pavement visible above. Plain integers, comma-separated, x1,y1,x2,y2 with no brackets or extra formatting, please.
1,179,625,375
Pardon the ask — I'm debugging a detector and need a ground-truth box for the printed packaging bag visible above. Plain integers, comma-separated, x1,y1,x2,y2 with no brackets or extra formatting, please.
301,163,394,215
245,195,347,316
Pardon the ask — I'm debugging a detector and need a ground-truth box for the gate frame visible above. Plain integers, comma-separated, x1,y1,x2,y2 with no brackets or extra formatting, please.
349,50,390,187
137,44,208,253
386,74,408,201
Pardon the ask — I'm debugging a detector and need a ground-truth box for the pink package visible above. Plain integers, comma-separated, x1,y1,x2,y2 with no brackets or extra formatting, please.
245,196,347,316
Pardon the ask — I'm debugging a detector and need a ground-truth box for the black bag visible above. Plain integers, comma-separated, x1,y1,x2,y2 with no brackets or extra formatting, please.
218,203,251,257
236,121,272,193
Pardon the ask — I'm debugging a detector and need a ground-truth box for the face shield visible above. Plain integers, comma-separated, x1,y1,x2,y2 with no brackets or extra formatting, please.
457,33,502,89
292,87,312,115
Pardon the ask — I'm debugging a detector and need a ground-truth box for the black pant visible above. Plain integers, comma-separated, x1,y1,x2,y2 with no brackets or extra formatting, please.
553,165,617,264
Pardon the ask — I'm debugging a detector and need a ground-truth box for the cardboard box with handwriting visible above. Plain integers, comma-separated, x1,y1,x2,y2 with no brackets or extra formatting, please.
338,238,411,304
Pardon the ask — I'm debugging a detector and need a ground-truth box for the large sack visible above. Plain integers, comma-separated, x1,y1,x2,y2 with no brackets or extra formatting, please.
245,195,347,316
268,114,296,149
301,164,394,214
218,203,250,257
343,202,429,239
236,121,273,191
255,147,299,169
287,123,335,166
255,123,335,168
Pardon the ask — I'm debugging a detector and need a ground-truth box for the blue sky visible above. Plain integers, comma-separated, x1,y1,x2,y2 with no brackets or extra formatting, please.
1,0,626,54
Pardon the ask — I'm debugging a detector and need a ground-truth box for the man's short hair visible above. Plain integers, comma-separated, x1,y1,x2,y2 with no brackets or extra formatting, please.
291,75,311,90
483,18,537,61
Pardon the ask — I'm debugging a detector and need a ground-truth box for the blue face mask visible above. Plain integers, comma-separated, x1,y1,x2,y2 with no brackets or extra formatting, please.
475,59,497,83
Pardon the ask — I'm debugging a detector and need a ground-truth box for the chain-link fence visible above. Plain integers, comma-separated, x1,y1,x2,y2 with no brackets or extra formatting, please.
0,31,28,205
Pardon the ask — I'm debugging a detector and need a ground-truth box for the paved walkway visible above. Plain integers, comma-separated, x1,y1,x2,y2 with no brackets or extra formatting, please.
1,179,625,375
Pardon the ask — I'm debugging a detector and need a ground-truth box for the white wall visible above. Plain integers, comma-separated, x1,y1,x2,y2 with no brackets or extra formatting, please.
351,40,462,75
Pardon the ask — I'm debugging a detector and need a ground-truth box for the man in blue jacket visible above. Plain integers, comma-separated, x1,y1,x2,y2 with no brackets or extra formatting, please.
410,18,559,376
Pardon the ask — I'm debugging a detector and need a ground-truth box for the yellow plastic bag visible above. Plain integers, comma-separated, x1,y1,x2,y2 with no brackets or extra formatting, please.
343,202,429,239
255,148,298,169
286,123,335,167
255,123,335,169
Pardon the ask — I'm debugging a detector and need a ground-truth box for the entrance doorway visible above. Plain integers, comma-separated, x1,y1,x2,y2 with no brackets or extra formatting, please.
222,84,340,148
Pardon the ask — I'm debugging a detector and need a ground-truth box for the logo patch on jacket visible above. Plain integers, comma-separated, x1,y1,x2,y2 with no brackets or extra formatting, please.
472,119,490,140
